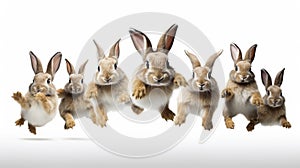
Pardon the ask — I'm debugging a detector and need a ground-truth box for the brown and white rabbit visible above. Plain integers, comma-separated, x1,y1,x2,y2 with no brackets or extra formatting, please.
12,51,62,134
247,68,291,131
221,43,263,131
86,39,142,127
129,24,187,121
175,50,222,130
57,59,97,129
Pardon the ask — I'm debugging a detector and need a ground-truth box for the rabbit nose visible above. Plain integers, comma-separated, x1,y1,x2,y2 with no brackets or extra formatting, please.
104,77,111,83
153,76,164,83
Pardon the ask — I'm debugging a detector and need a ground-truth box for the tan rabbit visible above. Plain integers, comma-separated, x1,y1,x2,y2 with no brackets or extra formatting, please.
221,43,263,131
86,39,142,127
248,68,291,131
57,59,97,129
175,50,222,130
129,24,187,121
12,51,62,134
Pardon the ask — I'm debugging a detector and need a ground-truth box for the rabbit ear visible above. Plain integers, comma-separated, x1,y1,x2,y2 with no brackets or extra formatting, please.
29,51,44,74
230,43,242,63
261,69,272,89
78,60,88,75
46,52,62,80
274,68,285,87
205,49,223,77
108,39,121,60
93,40,105,60
184,50,201,69
65,59,75,75
157,24,178,54
129,28,153,60
244,44,257,63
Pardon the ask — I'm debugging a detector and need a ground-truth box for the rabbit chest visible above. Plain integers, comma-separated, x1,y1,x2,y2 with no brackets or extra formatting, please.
22,96,57,127
258,105,285,126
133,85,173,111
95,85,124,111
226,85,257,117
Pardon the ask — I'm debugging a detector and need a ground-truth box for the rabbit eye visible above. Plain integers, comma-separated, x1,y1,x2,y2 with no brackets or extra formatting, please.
267,90,270,95
32,79,35,83
145,61,149,69
192,72,195,78
69,79,71,83
81,79,84,84
235,65,238,71
47,78,51,84
166,61,170,68
114,63,117,70
98,66,100,72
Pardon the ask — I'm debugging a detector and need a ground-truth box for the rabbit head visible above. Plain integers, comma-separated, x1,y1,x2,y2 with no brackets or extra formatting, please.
29,51,62,96
261,68,285,108
229,43,257,84
185,50,223,92
129,24,178,86
64,59,88,95
93,39,124,85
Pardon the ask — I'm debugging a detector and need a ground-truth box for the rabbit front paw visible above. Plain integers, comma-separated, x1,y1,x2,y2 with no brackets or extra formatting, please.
118,93,131,104
202,120,213,131
132,83,146,99
174,115,186,126
64,119,76,129
251,94,264,106
15,118,25,126
221,88,234,99
282,121,291,128
225,117,235,129
174,73,187,88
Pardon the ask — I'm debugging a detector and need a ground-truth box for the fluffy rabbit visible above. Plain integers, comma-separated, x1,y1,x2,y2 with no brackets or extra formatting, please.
175,50,222,130
221,43,263,131
86,39,142,127
129,24,187,121
57,59,97,129
248,68,291,131
12,51,62,134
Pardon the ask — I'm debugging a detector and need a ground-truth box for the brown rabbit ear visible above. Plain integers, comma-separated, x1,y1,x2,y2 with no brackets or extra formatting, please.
65,59,75,75
230,43,242,63
129,28,153,60
93,40,105,60
78,60,88,75
157,24,178,54
205,49,223,77
109,39,121,59
274,68,285,87
261,69,272,89
184,50,201,69
46,52,62,80
29,51,44,74
244,44,257,63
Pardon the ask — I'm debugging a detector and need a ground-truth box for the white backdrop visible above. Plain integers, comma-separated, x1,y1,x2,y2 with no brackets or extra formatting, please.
1,0,300,167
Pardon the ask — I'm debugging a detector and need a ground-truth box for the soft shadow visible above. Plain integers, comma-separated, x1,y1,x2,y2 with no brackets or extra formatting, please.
19,138,54,141
19,138,90,141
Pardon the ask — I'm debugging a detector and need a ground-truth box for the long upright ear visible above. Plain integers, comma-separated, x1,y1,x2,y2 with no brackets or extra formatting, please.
274,68,285,87
261,69,272,89
205,49,223,77
184,50,201,69
230,43,242,63
29,51,44,74
129,28,153,60
109,39,121,60
46,52,62,80
78,60,88,75
93,40,105,60
65,59,75,75
157,24,178,54
244,44,257,63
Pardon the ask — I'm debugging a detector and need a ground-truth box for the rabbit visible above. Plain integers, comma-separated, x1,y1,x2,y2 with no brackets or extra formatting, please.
247,68,291,131
12,51,62,134
175,49,222,130
129,24,187,121
86,39,143,127
221,43,263,131
57,59,97,129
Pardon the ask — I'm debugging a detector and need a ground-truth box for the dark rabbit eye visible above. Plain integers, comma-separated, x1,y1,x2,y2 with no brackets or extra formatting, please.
166,61,170,67
235,65,238,71
69,79,71,83
267,90,270,95
114,63,117,70
47,78,51,84
81,79,84,84
192,72,195,78
145,61,149,69
98,66,100,72
32,79,35,83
